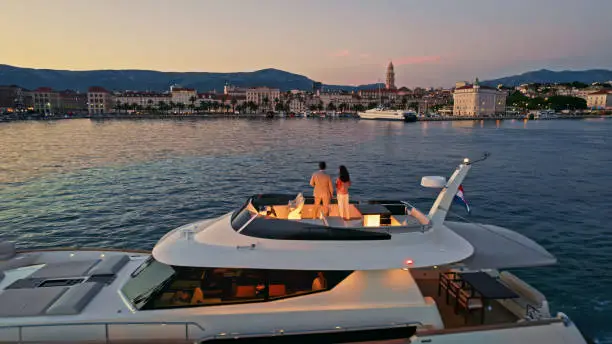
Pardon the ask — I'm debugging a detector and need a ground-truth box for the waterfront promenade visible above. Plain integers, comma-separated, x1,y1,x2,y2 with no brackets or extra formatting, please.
1,112,608,123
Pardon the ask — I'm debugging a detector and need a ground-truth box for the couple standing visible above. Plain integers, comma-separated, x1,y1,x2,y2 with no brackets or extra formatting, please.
309,161,351,220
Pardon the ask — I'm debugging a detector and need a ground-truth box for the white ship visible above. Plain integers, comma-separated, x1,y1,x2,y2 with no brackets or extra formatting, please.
358,107,418,122
0,155,588,343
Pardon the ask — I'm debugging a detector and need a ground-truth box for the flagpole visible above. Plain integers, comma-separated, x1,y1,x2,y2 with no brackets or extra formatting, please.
428,153,489,224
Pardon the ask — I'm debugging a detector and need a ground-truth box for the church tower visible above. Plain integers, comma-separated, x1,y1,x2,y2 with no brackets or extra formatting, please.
385,61,396,90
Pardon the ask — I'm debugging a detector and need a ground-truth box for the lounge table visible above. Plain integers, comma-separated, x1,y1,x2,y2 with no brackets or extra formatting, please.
355,204,391,227
459,272,519,323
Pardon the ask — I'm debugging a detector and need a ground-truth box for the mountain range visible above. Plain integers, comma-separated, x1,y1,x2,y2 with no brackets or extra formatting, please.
480,69,612,87
0,64,379,92
1,64,611,92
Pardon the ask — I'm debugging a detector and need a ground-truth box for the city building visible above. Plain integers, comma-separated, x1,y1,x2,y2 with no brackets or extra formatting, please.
58,90,88,114
385,61,396,90
87,86,114,115
453,78,507,116
246,87,281,111
224,83,247,97
0,85,31,111
32,87,61,114
170,86,197,108
587,90,612,110
319,91,353,109
114,91,171,112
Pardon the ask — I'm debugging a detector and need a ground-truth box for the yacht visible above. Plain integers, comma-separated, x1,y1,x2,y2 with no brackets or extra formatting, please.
358,107,418,122
0,156,588,343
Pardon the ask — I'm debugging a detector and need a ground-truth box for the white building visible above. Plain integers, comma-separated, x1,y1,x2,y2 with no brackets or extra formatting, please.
114,92,170,111
319,91,353,109
586,90,612,110
170,86,197,107
87,86,114,115
246,87,281,111
453,79,507,116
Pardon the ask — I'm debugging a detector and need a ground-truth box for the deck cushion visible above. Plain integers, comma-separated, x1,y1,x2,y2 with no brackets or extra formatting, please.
46,282,104,315
29,259,100,279
0,241,16,260
87,255,129,276
0,287,68,317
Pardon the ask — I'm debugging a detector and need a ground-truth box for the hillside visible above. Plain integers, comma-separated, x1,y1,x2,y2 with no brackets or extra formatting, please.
482,69,612,87
0,64,377,92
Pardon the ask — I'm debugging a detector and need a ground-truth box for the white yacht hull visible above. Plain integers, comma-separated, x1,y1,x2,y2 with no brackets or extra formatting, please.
358,111,406,121
0,250,588,344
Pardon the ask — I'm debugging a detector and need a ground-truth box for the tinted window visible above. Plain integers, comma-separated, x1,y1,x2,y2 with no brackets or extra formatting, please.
231,206,254,231
132,263,352,310
242,218,390,241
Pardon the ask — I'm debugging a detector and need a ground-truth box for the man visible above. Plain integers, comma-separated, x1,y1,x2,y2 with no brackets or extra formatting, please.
310,161,333,217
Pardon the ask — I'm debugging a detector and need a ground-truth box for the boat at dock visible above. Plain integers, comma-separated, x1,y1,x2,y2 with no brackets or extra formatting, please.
358,107,418,122
0,155,588,343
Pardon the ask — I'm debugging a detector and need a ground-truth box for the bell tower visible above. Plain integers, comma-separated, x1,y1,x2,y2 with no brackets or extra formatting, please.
385,61,396,90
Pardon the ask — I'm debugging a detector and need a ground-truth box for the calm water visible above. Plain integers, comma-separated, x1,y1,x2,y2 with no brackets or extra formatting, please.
0,118,610,342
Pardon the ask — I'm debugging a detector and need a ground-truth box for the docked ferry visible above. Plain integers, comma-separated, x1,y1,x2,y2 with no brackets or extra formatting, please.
358,107,417,122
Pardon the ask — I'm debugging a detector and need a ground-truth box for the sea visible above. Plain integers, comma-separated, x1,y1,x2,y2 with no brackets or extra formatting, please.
0,118,610,342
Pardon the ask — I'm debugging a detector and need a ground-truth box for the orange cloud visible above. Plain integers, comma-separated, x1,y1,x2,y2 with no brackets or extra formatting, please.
330,49,350,57
394,55,441,65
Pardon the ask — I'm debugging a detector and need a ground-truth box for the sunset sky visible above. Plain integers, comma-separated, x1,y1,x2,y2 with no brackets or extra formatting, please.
2,0,612,87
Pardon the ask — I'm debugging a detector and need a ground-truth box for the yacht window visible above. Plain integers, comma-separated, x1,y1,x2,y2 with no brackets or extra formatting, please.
123,261,353,310
230,205,255,231
121,259,176,310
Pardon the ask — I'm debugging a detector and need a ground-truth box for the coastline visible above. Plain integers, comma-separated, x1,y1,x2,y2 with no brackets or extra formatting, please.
0,112,608,123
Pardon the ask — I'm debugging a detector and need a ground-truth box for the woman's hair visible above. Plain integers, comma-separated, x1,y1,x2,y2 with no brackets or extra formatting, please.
339,165,350,182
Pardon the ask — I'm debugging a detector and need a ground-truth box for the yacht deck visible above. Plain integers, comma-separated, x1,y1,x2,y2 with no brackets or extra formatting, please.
414,276,519,328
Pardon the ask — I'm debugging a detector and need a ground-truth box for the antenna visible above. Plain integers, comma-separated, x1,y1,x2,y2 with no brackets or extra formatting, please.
464,152,491,165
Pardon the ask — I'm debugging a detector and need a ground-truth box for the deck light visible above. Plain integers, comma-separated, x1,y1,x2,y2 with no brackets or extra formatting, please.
405,259,414,265
69,253,75,257
463,158,470,164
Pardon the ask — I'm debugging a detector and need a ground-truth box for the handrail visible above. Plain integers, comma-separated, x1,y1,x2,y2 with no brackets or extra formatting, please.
0,321,205,344
198,322,424,342
0,321,424,343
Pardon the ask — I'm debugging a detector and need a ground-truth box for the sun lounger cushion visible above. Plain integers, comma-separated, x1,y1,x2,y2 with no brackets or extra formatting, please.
0,241,16,260
46,282,104,315
87,255,129,276
0,287,68,317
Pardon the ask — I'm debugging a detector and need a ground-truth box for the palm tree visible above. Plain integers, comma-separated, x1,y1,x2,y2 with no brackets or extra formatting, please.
130,102,138,113
317,102,323,111
114,101,122,113
147,99,154,113
273,97,280,113
326,103,336,111
262,97,270,112
230,98,237,113
177,102,185,114
401,97,408,109
168,101,176,114
189,96,197,113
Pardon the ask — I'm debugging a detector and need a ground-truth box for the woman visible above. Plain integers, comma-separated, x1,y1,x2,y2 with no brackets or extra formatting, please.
336,165,351,220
